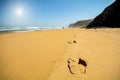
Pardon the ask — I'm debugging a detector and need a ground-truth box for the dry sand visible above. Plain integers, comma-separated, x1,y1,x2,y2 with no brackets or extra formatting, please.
0,28,120,80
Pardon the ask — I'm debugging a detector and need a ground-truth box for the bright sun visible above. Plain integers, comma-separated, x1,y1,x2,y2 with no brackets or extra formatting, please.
16,8,23,16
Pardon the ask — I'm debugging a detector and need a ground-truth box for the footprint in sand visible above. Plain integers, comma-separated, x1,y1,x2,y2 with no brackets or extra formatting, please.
67,40,77,44
67,58,87,74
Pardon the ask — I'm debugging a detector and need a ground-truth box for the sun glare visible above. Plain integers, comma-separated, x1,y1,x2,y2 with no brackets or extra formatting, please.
16,8,23,16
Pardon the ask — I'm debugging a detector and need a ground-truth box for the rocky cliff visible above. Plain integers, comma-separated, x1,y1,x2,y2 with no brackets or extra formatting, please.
69,19,92,28
87,0,120,28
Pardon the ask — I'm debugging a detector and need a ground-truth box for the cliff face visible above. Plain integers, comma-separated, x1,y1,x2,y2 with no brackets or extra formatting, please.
87,0,120,28
69,19,92,28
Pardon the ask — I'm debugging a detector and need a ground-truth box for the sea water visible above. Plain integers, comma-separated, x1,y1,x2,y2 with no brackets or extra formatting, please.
0,26,63,33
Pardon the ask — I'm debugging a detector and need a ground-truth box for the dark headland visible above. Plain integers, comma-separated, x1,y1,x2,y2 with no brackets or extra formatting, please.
87,0,120,28
69,0,120,28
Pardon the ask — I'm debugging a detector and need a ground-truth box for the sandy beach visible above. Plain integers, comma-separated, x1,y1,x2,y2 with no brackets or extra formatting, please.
0,28,120,80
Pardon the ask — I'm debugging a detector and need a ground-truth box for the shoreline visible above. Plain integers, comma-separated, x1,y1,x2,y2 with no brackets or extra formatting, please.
0,27,120,34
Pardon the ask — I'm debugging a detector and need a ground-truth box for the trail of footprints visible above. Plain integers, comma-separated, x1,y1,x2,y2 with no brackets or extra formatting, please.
67,39,87,74
67,35,87,75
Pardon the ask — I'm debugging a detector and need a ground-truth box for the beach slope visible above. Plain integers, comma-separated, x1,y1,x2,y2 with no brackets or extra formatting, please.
0,28,120,80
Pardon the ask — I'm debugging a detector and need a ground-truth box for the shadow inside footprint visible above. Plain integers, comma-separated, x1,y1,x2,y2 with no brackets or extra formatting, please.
68,41,72,44
67,58,76,74
78,58,87,67
73,40,77,43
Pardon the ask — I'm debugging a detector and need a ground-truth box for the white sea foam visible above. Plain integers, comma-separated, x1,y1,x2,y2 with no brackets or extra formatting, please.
0,26,64,33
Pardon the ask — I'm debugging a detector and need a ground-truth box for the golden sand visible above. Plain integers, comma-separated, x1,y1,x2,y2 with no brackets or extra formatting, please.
0,28,120,80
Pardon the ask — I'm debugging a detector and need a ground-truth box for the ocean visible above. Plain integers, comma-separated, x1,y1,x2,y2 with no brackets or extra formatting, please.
0,26,63,33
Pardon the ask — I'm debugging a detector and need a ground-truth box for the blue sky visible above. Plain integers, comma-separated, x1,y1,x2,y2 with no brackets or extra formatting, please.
0,0,115,27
